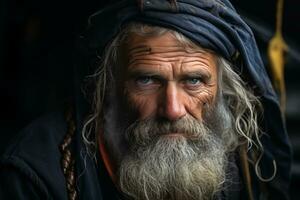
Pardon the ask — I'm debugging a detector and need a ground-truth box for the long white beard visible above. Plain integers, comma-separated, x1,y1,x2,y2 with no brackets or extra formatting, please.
118,116,228,200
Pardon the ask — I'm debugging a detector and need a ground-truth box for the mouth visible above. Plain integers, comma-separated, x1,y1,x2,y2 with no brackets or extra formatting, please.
162,133,185,138
161,132,201,141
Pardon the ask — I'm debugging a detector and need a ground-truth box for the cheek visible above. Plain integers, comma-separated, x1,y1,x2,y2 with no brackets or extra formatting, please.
126,93,158,119
186,88,216,120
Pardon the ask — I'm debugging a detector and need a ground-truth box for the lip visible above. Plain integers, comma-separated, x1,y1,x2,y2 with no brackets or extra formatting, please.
163,133,184,138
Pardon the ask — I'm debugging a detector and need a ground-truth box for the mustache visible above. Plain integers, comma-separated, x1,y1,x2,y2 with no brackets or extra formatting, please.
125,116,211,146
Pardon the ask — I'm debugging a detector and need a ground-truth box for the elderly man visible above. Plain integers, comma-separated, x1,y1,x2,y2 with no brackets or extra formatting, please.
0,0,292,200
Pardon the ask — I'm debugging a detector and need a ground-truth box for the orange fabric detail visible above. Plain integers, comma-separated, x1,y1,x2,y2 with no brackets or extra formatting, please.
98,133,117,184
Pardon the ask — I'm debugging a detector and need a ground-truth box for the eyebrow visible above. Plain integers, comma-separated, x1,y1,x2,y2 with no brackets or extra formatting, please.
126,68,163,78
126,68,212,82
179,71,212,82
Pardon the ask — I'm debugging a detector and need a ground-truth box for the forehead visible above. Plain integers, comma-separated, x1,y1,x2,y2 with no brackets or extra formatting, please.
121,32,218,72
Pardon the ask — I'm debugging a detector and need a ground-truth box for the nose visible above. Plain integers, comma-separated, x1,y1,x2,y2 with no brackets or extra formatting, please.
158,82,186,121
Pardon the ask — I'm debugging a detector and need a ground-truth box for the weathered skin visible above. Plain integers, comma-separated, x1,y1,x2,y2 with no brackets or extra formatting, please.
122,33,218,125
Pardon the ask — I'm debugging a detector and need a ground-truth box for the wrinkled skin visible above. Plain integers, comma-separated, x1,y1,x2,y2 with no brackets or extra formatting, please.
122,32,218,125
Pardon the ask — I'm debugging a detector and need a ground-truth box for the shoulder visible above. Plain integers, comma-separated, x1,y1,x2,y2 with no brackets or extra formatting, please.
0,111,69,199
2,111,67,163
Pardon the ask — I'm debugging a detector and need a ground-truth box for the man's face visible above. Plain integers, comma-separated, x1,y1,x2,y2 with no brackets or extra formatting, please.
122,32,218,123
114,32,227,200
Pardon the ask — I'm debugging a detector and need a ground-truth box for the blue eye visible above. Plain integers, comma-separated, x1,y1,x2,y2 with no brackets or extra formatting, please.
136,76,154,85
186,78,201,85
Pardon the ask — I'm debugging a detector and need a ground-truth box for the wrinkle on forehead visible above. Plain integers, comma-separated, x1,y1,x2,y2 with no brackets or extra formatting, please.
126,47,216,78
127,46,214,64
122,32,217,69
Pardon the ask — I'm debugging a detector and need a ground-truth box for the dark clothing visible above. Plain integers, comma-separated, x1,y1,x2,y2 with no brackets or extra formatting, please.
0,112,118,200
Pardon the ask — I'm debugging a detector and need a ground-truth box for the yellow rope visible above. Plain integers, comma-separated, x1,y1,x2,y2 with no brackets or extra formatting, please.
267,0,288,114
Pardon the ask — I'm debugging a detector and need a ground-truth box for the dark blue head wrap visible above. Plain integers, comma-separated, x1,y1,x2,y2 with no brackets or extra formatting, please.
77,0,291,198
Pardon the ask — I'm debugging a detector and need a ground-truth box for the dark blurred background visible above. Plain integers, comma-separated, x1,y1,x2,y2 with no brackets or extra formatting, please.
0,0,299,199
